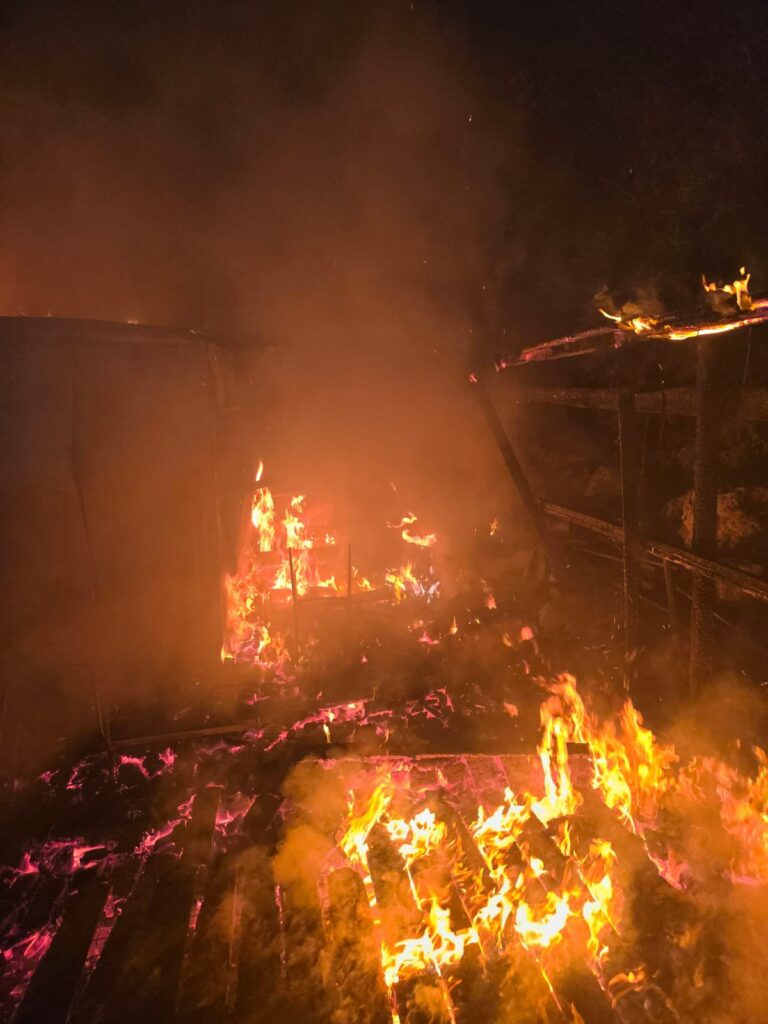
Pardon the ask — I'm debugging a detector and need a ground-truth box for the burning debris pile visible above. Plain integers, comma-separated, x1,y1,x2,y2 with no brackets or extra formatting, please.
300,674,768,1024
4,435,768,1023
221,460,441,673
2,670,768,1023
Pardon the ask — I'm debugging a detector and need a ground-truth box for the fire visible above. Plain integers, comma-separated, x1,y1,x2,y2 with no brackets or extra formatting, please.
339,779,393,867
514,890,573,949
598,266,768,342
599,266,768,339
222,461,345,666
599,309,659,333
381,897,478,988
702,265,754,311
331,673,768,1014
388,512,438,548
251,484,276,552
385,563,439,603
385,807,447,874
531,692,582,824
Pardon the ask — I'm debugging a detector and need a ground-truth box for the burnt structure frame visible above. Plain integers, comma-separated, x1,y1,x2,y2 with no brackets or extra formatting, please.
473,327,768,694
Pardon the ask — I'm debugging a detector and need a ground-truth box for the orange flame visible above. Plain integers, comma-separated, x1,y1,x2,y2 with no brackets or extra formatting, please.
388,512,437,548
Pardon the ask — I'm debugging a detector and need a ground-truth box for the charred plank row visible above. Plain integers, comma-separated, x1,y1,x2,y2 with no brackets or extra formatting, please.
70,788,220,1024
69,858,163,1024
438,764,620,1024
175,851,241,1023
87,857,191,1024
565,793,687,1023
0,877,67,1024
13,876,108,1024
265,877,333,1024
181,786,222,869
326,867,390,1024
114,787,222,1022
178,843,282,1024
233,849,286,1022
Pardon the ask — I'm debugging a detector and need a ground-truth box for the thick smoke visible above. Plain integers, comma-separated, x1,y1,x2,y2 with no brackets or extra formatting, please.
0,1,534,746
0,1,518,513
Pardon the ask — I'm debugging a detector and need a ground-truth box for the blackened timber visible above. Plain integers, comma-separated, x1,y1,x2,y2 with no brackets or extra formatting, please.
182,785,221,869
72,791,221,1024
618,390,641,677
689,340,721,694
14,878,108,1024
471,375,557,573
70,860,160,1024
662,560,682,652
326,869,390,1024
507,385,768,421
646,539,768,602
110,718,265,750
176,853,241,1022
541,502,623,544
234,852,283,1021
540,501,768,603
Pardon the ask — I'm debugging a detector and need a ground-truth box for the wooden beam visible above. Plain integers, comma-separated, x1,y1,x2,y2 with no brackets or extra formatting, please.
540,501,768,604
618,390,641,672
506,385,768,421
472,376,559,580
689,341,721,693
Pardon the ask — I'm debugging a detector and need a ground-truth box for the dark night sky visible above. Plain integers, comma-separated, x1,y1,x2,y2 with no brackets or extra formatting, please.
1,0,767,351
449,0,768,340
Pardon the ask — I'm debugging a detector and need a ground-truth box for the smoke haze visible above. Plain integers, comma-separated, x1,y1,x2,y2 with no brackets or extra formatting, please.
0,0,525,517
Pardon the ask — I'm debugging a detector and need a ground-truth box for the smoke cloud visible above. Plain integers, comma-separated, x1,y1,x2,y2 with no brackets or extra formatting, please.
0,0,526,536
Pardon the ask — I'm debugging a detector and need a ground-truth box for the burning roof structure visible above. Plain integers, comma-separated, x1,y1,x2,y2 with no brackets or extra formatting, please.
495,267,768,367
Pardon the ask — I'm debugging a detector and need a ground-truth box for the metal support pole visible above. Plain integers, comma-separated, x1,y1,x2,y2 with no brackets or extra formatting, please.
471,375,555,573
618,389,641,684
689,340,720,695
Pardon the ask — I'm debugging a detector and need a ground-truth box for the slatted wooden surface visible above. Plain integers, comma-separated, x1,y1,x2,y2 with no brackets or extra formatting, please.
1,753,686,1024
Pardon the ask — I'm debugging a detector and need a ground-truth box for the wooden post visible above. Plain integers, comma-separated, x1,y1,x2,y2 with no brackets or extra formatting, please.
689,340,720,695
471,374,556,576
618,389,641,686
347,542,353,616
288,549,300,656
662,559,681,647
